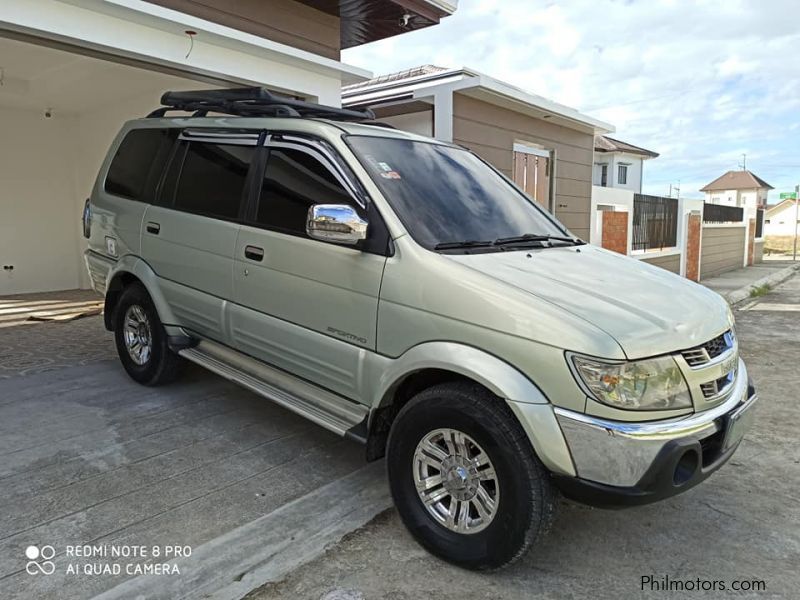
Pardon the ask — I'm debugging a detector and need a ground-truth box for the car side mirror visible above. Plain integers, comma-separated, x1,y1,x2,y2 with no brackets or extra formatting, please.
306,204,368,245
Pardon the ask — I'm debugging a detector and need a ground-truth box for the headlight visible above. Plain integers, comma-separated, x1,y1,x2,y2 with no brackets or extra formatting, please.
570,354,691,411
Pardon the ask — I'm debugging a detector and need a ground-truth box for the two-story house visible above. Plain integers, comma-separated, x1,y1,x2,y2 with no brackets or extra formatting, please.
592,136,659,193
0,0,457,296
700,170,773,209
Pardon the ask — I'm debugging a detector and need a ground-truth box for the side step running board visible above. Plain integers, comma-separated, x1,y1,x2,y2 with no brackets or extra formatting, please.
179,340,369,438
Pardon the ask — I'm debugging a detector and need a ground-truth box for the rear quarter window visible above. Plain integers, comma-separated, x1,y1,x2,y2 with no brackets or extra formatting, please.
104,129,175,201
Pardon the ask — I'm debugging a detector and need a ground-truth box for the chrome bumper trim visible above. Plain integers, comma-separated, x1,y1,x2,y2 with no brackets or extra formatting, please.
554,359,754,487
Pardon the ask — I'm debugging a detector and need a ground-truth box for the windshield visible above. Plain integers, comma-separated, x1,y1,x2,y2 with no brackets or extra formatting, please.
347,136,569,251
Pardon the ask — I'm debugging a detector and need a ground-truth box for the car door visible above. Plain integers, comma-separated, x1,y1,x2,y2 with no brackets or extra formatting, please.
230,135,389,404
141,129,259,343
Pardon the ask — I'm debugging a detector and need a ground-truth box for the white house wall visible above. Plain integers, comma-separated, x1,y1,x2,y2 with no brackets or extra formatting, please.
0,107,82,294
593,153,644,193
765,202,800,236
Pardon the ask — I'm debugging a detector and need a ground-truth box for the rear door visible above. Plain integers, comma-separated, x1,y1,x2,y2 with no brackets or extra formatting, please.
92,127,176,268
141,129,259,343
230,135,388,403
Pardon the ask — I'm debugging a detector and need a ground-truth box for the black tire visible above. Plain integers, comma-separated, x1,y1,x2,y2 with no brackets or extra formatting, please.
113,283,182,386
387,381,557,570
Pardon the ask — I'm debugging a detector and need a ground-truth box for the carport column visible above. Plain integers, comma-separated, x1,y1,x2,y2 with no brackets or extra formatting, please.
433,91,454,142
684,212,702,282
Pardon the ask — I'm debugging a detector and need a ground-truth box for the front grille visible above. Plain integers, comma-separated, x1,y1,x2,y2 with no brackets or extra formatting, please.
704,332,729,359
700,372,735,399
681,330,734,367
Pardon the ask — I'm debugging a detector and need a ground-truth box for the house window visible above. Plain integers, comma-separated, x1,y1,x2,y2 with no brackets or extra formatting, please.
617,164,628,185
712,196,721,203
601,164,608,187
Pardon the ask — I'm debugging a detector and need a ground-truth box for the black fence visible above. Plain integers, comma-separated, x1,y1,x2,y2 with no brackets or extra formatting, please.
703,203,743,224
632,194,678,251
756,208,764,238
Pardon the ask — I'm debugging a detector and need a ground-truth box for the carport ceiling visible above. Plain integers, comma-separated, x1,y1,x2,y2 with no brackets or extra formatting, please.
298,0,449,48
0,36,218,115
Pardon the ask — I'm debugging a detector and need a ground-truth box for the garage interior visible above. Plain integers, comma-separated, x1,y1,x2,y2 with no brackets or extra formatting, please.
0,35,219,296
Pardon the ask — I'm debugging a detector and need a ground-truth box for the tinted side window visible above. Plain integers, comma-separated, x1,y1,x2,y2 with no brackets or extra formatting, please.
105,129,175,201
174,142,254,220
256,147,354,234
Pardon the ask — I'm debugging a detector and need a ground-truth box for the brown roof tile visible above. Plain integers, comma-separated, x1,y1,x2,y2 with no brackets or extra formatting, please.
700,170,774,192
594,135,659,158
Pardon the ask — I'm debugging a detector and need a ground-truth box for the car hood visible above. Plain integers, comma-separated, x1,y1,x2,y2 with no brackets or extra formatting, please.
446,245,732,359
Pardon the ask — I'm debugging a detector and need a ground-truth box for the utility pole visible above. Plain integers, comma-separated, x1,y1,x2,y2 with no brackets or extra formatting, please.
794,184,799,262
739,154,747,170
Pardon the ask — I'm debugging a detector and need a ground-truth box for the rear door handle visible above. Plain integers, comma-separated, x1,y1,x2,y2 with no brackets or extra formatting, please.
146,222,160,235
244,245,264,262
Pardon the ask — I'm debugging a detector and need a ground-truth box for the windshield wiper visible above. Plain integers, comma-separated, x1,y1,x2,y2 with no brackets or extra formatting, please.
434,240,494,250
493,233,585,247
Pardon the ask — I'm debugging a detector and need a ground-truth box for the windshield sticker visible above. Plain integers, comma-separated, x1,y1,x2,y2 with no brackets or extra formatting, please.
362,155,402,179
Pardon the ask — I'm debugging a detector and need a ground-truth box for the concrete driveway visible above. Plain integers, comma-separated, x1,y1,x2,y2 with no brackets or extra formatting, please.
249,274,800,600
0,314,378,600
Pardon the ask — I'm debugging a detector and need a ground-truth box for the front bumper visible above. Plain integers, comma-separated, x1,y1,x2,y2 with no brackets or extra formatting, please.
552,358,757,508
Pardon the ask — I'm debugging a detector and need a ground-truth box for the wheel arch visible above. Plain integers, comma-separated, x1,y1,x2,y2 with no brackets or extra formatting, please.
364,343,575,477
103,256,178,332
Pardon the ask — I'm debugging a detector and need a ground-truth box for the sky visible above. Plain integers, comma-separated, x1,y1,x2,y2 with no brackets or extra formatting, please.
342,0,800,200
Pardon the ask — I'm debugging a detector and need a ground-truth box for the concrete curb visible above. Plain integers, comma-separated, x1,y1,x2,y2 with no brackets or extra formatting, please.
724,263,800,306
91,461,390,600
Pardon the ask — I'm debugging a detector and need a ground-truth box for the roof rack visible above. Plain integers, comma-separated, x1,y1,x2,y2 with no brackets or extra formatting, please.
147,87,376,121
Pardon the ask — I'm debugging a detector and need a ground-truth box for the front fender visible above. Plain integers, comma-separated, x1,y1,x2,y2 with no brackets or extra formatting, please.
372,342,576,476
376,342,548,406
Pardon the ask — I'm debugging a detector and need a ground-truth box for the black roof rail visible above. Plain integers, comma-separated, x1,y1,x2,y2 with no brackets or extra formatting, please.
147,87,376,121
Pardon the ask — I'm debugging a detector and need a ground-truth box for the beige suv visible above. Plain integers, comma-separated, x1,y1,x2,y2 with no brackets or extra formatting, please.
84,88,758,570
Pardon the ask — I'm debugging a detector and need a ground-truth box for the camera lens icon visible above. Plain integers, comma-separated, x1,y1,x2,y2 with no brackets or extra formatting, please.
25,545,55,575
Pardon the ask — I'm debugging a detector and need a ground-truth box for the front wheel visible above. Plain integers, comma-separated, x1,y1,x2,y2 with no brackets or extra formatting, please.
113,283,182,386
387,382,557,570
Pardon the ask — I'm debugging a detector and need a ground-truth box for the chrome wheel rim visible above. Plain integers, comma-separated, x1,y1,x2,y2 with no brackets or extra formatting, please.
123,305,152,366
412,428,499,534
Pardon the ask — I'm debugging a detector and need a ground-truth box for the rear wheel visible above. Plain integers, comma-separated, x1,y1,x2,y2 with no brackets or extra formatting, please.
113,283,182,386
387,382,557,570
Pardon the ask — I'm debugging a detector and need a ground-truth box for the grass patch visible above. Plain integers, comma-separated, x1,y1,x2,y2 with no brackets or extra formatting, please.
749,283,772,298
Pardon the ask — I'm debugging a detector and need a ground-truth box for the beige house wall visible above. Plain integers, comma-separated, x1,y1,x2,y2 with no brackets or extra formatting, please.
147,0,341,59
451,94,595,240
700,226,746,279
640,253,681,274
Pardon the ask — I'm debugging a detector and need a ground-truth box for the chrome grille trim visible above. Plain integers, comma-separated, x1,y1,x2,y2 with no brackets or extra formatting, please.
680,330,735,368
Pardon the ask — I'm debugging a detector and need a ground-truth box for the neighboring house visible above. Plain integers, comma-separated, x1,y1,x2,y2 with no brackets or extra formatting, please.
0,0,456,296
764,199,800,237
593,136,658,193
700,170,773,208
342,65,613,241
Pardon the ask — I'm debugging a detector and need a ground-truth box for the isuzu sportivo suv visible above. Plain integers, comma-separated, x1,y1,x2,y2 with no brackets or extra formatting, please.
83,88,758,570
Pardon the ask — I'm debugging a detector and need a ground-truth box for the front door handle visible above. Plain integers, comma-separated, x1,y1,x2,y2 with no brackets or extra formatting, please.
244,245,264,262
146,222,160,235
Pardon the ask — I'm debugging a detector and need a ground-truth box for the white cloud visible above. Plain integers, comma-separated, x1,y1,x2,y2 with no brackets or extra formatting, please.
343,0,800,198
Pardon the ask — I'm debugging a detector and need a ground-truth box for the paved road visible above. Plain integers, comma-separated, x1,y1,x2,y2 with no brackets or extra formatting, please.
251,274,800,600
0,321,369,600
